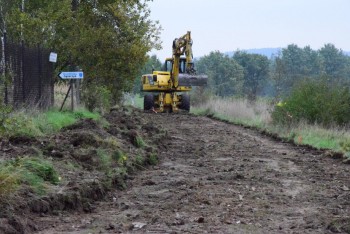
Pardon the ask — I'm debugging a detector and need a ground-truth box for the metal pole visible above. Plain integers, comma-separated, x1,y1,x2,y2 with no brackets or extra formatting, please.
60,82,72,111
21,40,25,104
71,79,74,111
37,44,42,108
3,30,7,105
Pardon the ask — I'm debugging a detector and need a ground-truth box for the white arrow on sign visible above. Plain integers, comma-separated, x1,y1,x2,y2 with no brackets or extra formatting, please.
59,71,84,79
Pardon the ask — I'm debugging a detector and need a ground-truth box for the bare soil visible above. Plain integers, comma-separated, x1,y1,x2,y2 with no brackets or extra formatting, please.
1,110,350,233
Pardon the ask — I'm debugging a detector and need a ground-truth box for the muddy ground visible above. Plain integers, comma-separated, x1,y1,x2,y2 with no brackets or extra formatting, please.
1,109,350,233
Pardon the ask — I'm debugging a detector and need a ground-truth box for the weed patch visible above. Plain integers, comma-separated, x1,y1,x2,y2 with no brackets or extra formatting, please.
135,136,146,148
147,153,158,165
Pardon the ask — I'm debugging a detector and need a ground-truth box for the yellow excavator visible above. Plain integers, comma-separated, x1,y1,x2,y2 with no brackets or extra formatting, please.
141,31,207,112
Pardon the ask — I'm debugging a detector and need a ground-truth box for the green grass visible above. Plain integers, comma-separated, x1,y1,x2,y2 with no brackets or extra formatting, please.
123,93,144,109
192,98,350,159
0,164,19,198
135,154,145,167
97,148,112,171
0,157,60,197
148,153,158,165
1,108,100,137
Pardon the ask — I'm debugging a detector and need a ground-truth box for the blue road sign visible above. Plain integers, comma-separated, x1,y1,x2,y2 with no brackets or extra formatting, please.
59,71,84,79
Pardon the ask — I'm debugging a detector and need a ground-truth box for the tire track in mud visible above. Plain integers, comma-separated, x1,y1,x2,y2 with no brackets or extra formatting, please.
36,113,350,233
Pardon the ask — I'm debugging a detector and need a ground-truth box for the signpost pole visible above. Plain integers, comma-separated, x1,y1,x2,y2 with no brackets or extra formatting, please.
60,82,72,111
71,79,74,111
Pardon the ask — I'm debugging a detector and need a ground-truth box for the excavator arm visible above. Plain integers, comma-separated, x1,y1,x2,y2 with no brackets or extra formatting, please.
171,31,196,88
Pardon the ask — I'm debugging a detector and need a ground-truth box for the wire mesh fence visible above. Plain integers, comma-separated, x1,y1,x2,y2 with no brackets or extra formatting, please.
0,35,54,109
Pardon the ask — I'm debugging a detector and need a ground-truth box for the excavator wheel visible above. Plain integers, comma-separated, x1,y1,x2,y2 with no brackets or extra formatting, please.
180,94,190,112
144,94,154,110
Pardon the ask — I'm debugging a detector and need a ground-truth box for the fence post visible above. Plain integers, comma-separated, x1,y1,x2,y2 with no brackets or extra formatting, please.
21,40,25,105
37,44,42,108
3,31,8,105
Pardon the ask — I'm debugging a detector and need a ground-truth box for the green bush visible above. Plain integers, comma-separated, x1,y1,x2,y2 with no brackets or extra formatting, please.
82,82,112,112
272,78,350,127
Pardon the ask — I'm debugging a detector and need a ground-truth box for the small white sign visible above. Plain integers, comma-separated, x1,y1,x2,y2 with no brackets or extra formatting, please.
49,52,57,63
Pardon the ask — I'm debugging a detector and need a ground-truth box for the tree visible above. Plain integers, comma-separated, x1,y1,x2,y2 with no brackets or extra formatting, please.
281,44,304,78
271,44,324,96
270,52,286,98
233,51,269,101
196,51,244,97
300,46,322,77
4,0,161,105
319,43,347,80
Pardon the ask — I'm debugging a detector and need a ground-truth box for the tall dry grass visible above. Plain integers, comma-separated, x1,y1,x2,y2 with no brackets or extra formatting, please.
193,97,272,127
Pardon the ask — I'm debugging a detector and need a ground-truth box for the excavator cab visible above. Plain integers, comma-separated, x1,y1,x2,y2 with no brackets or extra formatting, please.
163,58,187,74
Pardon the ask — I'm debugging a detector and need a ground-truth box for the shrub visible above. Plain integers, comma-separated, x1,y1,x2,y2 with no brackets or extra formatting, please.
272,78,350,127
82,82,112,113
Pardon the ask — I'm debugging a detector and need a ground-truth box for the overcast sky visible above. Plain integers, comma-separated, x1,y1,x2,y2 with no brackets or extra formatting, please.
148,0,350,60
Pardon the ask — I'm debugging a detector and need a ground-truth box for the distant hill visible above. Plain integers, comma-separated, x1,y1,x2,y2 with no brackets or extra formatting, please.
226,48,350,58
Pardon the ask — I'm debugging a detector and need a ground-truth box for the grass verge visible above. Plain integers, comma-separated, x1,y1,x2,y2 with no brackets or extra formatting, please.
1,108,100,137
192,97,350,160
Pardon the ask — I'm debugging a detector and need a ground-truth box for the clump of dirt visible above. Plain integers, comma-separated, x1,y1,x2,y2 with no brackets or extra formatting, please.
0,106,166,233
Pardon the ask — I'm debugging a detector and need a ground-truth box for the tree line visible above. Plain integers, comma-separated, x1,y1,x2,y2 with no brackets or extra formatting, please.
194,44,350,100
138,44,350,102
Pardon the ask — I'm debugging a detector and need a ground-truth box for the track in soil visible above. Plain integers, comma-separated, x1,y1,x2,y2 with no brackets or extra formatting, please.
36,113,350,233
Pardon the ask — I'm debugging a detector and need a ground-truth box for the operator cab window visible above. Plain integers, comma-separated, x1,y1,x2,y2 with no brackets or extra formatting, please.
179,59,186,74
164,60,172,72
147,75,154,85
163,58,186,73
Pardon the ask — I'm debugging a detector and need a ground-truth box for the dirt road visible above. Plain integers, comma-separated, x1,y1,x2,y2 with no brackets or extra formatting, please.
36,112,350,233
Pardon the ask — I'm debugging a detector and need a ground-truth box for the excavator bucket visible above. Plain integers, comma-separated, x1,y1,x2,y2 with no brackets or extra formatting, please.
178,74,208,86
